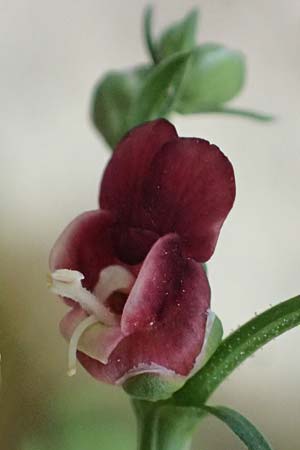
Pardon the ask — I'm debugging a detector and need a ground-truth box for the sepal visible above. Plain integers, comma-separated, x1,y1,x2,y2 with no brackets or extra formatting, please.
192,311,223,374
123,372,185,402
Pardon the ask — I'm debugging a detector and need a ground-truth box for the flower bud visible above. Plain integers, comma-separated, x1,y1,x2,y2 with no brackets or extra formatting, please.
91,66,150,148
176,43,245,114
156,9,198,61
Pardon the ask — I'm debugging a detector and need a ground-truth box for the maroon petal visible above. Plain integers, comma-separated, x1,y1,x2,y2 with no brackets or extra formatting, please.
111,225,159,265
49,210,117,292
77,234,211,383
142,138,235,261
121,234,186,335
100,119,178,230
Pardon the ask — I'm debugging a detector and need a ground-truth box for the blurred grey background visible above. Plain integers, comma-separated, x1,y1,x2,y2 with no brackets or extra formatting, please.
1,0,300,449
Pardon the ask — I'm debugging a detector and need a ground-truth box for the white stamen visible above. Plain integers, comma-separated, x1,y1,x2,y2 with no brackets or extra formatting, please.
49,269,117,325
67,314,99,377
48,266,136,377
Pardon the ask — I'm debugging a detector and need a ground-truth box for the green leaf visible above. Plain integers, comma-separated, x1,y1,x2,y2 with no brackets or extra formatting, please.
133,399,273,450
143,6,158,64
191,105,275,122
128,51,191,128
157,9,199,61
175,43,246,113
174,295,300,406
91,66,150,149
201,405,273,450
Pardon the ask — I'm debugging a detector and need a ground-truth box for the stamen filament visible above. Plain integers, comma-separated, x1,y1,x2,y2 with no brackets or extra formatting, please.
67,315,99,377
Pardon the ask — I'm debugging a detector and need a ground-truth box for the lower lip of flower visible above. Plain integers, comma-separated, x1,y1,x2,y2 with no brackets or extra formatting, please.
49,265,135,375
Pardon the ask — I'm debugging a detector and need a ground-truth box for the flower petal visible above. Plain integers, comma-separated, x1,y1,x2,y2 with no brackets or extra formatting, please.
142,137,235,261
121,234,187,335
99,120,235,263
49,210,117,292
77,234,211,383
110,225,159,265
100,119,177,264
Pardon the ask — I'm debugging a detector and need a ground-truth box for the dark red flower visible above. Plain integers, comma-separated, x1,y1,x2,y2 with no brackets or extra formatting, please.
49,119,235,390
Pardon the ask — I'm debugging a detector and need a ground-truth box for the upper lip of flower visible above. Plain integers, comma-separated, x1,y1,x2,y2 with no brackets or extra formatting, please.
48,118,235,383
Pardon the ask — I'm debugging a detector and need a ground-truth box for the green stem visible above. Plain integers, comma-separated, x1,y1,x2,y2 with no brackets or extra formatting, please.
132,399,204,450
133,400,156,450
174,295,300,406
